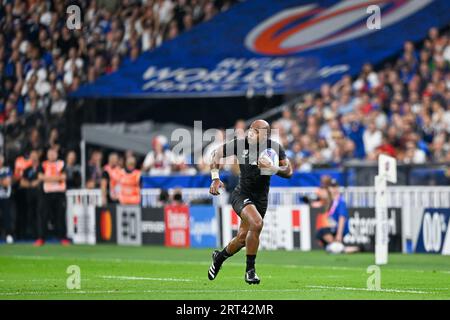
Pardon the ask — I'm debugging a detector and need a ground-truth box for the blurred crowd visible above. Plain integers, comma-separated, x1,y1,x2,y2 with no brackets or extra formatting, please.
138,27,450,175
0,0,241,242
142,26,450,175
1,1,448,179
274,27,450,171
0,0,240,160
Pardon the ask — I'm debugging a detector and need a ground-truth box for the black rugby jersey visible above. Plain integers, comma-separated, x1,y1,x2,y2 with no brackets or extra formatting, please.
222,137,286,195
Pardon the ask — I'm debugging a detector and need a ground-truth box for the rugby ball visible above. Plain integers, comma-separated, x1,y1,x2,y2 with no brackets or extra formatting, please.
326,241,345,254
259,148,279,175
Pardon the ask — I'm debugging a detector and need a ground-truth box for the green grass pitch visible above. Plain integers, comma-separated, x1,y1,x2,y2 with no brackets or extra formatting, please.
0,244,449,300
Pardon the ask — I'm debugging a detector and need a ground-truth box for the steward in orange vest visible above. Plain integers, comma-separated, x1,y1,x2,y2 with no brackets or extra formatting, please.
101,153,123,205
118,156,141,205
36,148,69,246
14,154,33,182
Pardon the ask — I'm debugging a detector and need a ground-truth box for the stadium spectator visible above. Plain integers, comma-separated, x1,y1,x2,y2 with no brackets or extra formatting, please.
12,150,32,240
124,150,136,161
86,150,103,188
278,108,294,133
23,128,44,155
171,188,184,205
233,119,247,140
363,122,382,156
375,133,397,159
46,128,62,155
143,135,174,175
403,141,427,164
65,150,82,189
341,113,365,159
0,155,13,244
35,148,69,246
118,155,141,205
156,188,170,207
20,150,41,239
430,132,449,162
49,89,67,116
171,152,197,175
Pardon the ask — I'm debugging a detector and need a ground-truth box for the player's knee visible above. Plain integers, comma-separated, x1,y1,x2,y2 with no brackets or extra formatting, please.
251,219,263,232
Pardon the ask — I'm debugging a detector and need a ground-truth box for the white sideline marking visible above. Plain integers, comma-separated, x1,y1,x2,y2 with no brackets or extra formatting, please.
0,278,73,282
100,275,194,282
6,255,450,275
0,288,322,296
0,286,439,297
307,285,433,295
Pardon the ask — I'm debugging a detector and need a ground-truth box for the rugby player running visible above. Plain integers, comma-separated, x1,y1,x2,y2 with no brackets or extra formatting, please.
208,120,293,284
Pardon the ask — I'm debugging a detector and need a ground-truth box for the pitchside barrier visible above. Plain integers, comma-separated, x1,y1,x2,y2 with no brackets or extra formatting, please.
66,189,102,244
66,187,450,255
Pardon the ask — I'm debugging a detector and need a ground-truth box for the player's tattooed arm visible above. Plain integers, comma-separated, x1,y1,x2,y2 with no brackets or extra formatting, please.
276,158,293,178
209,146,225,196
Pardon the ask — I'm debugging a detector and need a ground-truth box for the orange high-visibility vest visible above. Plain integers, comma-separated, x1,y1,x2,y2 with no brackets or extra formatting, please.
14,156,32,180
42,160,66,193
103,164,123,200
118,169,141,205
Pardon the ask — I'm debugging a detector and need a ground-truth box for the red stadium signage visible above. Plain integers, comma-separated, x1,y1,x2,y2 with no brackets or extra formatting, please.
231,209,240,239
164,204,190,248
292,209,301,249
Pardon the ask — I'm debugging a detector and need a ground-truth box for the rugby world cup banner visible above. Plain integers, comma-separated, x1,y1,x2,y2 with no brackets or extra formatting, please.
220,205,311,251
72,0,450,98
414,208,450,255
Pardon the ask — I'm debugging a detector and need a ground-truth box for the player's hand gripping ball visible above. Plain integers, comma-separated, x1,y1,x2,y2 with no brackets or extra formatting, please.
258,148,279,176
